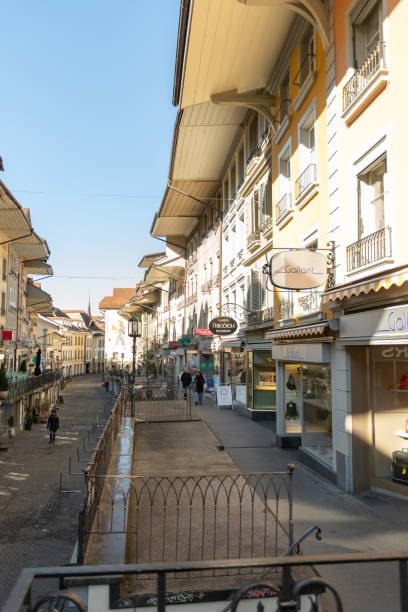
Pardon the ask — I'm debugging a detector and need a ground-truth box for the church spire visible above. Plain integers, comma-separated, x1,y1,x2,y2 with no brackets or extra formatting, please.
87,297,91,319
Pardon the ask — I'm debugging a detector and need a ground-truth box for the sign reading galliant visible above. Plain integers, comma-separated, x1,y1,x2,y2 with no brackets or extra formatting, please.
270,250,327,290
209,316,238,336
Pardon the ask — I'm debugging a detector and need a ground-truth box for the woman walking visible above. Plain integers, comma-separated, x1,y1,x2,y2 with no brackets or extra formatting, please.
47,409,59,444
194,371,206,405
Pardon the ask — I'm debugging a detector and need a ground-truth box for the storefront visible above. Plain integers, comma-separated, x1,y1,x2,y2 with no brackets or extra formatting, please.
339,304,408,495
268,331,334,473
246,346,276,419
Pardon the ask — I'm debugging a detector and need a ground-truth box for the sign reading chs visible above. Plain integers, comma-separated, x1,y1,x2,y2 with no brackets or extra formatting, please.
270,250,327,290
209,316,238,336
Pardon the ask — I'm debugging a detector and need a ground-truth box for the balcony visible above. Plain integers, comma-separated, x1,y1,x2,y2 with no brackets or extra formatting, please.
346,226,392,272
275,193,293,228
261,214,273,239
201,280,212,294
343,42,387,116
295,163,318,207
247,306,274,326
247,229,261,252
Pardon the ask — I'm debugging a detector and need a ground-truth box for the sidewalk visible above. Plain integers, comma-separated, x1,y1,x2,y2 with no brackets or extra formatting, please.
0,374,109,603
195,401,408,611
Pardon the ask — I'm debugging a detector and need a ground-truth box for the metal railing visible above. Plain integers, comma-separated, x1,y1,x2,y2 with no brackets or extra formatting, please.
275,193,292,221
261,214,273,236
276,99,291,127
346,226,391,271
247,306,274,326
82,469,293,569
247,229,261,249
293,53,316,86
298,291,321,314
343,42,386,111
132,382,192,422
295,163,317,199
7,370,61,399
77,387,127,562
7,551,408,612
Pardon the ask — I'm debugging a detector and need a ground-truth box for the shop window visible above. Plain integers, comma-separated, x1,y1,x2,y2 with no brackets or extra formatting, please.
284,364,302,434
302,365,332,462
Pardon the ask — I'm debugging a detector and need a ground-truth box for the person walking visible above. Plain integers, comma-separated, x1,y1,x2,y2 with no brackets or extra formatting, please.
47,409,59,444
179,368,192,399
194,370,206,405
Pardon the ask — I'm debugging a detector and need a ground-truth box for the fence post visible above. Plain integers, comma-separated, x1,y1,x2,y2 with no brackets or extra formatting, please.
279,464,296,606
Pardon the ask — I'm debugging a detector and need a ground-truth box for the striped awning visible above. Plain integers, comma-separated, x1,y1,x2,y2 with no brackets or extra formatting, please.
322,268,408,304
265,322,329,341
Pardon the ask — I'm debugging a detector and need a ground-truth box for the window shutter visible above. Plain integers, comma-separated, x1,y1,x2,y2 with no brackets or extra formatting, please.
251,269,261,311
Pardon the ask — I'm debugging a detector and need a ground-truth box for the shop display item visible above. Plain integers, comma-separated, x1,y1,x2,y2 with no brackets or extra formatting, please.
286,374,296,391
392,448,408,486
399,373,408,390
285,401,299,420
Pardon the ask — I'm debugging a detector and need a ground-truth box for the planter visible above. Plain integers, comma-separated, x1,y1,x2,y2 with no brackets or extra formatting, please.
24,422,32,430
33,415,42,424
8,427,15,438
0,390,8,399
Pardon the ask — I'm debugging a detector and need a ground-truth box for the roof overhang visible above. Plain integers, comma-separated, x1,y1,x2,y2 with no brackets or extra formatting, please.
138,252,166,268
23,261,53,276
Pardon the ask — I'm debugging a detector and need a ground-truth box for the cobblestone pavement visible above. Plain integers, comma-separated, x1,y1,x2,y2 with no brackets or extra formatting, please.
0,374,111,604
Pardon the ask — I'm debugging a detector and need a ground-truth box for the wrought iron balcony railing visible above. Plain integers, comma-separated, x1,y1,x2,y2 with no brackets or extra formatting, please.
247,306,274,326
298,291,321,314
343,42,386,111
295,163,317,199
261,214,273,236
346,226,392,272
247,229,261,249
276,193,292,221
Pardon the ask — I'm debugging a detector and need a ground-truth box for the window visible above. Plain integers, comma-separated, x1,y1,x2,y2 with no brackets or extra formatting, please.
279,148,291,197
299,110,315,170
252,190,260,232
352,0,381,69
1,292,5,316
230,162,236,201
278,70,290,124
358,154,386,239
248,117,258,161
238,146,245,189
299,25,315,86
260,180,272,221
2,259,6,282
223,178,229,211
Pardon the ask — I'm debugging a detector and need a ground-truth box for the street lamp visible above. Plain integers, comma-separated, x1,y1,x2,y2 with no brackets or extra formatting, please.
128,315,141,418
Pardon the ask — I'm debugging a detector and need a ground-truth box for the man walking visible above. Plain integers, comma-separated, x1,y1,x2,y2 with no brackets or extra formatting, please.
47,409,59,444
179,368,192,399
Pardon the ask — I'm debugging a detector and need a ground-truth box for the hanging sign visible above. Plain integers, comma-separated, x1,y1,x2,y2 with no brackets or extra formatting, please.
270,250,327,290
209,317,238,336
2,331,12,341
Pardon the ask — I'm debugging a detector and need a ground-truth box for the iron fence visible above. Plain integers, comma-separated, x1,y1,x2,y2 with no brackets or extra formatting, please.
343,41,386,111
78,387,128,562
82,470,293,573
346,225,391,271
8,370,61,399
133,382,192,422
7,551,408,612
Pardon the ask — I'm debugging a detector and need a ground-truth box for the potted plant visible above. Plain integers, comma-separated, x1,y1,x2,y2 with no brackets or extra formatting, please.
7,415,15,438
0,362,8,399
33,399,42,423
24,413,33,430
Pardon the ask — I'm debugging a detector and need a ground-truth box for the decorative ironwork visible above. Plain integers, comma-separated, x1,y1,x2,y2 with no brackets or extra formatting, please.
343,42,386,111
261,215,273,237
293,53,316,86
278,300,294,320
295,163,317,199
247,307,274,326
326,240,336,289
247,229,261,250
221,302,249,324
298,292,320,314
346,226,391,272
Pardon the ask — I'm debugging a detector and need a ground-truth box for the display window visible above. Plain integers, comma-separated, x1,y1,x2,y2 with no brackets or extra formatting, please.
246,351,276,411
371,347,408,488
283,362,332,465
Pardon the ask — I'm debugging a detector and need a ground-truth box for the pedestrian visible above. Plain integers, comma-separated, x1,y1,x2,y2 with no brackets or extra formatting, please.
47,409,59,444
179,368,192,399
104,380,109,393
194,370,206,405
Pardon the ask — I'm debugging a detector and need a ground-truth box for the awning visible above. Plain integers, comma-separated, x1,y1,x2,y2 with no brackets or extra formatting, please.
133,289,160,305
27,282,53,314
12,232,50,261
0,181,32,241
138,252,166,268
265,322,330,341
323,267,408,304
118,302,143,319
145,261,185,283
23,261,53,276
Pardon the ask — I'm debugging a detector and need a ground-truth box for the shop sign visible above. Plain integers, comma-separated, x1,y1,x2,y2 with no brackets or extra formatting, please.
2,331,12,341
272,343,330,363
270,250,327,290
194,329,214,336
209,316,238,336
340,304,408,340
169,342,180,349
216,384,233,407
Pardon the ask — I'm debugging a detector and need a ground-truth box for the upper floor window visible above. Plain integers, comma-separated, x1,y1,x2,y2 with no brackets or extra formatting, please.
248,117,258,161
2,259,6,282
278,70,291,124
358,154,386,240
223,178,229,211
352,0,381,69
252,190,260,233
230,162,236,201
238,146,245,189
298,25,315,86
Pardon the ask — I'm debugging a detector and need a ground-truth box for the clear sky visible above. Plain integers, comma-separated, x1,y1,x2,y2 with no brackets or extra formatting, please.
0,0,179,314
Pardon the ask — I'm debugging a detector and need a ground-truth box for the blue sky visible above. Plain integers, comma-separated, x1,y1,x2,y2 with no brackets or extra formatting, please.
0,0,179,313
